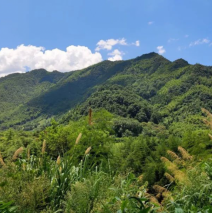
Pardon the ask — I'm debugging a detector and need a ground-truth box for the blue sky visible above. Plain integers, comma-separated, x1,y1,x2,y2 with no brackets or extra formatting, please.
0,0,212,76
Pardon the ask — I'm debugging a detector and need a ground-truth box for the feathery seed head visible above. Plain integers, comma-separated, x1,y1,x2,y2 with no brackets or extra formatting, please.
42,140,46,154
178,146,192,160
167,150,180,160
85,146,91,155
75,133,82,145
164,172,174,182
0,152,5,167
56,155,61,165
153,185,167,193
12,147,24,161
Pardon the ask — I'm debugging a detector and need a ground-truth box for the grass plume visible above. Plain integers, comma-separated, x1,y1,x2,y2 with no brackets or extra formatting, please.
75,133,82,145
178,146,192,160
42,140,46,154
12,147,24,161
85,146,91,155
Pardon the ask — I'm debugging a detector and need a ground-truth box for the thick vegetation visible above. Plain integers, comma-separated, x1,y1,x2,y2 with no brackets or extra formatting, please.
1,109,212,212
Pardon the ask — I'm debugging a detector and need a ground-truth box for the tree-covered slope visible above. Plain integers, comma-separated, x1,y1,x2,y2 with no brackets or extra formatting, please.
1,52,212,131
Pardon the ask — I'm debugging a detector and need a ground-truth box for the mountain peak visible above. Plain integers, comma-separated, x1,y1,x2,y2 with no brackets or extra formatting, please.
169,58,189,70
136,52,159,60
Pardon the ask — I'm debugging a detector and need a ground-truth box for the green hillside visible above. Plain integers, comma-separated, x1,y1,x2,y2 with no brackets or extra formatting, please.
1,52,212,132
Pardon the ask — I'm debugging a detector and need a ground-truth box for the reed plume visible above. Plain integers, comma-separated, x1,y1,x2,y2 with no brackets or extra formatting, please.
202,108,212,120
42,140,46,154
178,146,192,160
161,157,172,164
75,133,82,145
85,146,91,155
27,148,30,160
56,155,61,165
202,108,212,129
12,147,24,161
59,166,62,173
167,150,180,161
145,193,160,205
0,152,5,167
161,156,186,182
153,185,167,193
164,172,174,182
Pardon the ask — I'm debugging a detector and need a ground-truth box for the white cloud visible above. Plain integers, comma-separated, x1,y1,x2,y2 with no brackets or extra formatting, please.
157,46,166,55
148,21,154,25
185,35,189,38
189,38,210,46
135,40,140,46
108,49,124,61
0,44,102,77
95,38,127,51
168,38,179,43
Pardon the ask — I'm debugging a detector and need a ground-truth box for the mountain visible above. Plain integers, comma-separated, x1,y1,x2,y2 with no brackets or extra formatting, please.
1,52,212,131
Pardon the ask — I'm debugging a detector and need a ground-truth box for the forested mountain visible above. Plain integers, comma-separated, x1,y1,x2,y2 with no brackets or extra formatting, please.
1,52,212,132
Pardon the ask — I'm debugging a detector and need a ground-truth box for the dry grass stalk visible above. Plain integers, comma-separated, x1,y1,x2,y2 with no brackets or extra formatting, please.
167,150,180,160
164,172,174,182
202,108,212,129
85,146,91,155
208,134,212,140
153,185,167,193
149,195,160,205
56,155,61,165
27,148,30,160
202,108,212,119
160,157,171,164
12,147,24,161
0,152,6,167
42,140,46,154
161,156,186,182
75,133,82,145
145,192,160,206
178,146,192,160
88,108,92,125
59,166,62,173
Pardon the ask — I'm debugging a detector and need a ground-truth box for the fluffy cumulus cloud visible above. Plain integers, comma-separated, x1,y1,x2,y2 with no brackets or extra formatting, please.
95,38,127,51
108,49,124,61
157,46,166,55
189,38,210,46
0,45,102,77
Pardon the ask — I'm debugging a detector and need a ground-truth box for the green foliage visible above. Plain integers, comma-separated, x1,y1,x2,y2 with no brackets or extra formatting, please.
165,161,212,212
0,201,17,213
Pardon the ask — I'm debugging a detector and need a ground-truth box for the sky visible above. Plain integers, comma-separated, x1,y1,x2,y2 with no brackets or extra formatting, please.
0,0,212,77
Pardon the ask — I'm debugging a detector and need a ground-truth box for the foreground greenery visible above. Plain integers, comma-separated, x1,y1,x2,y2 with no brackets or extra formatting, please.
1,109,212,212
